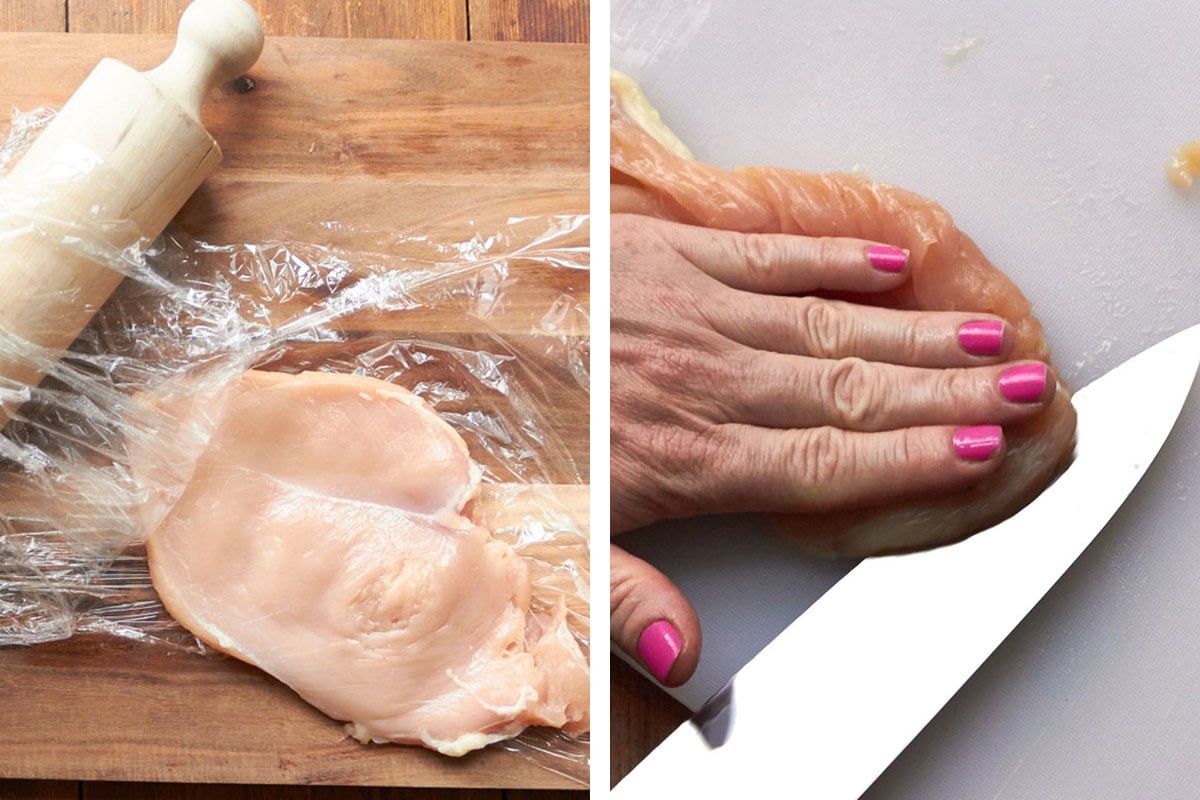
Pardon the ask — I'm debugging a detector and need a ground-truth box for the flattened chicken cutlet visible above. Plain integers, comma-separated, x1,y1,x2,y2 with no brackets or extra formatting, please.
611,71,1076,556
145,369,588,756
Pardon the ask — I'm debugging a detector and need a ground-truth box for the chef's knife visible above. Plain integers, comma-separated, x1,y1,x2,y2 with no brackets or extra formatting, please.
614,322,1200,799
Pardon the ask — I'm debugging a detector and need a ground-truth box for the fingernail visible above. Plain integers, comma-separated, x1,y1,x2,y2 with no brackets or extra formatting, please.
867,245,908,272
638,620,682,684
953,425,1003,461
958,320,1005,356
998,363,1047,403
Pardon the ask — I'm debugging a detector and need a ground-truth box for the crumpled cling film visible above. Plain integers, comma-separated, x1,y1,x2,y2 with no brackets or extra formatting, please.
0,107,589,781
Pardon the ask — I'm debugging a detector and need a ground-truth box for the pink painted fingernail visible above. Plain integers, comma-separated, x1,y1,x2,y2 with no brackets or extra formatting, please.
958,320,1005,356
638,620,682,684
998,363,1048,403
867,245,908,272
953,425,1003,461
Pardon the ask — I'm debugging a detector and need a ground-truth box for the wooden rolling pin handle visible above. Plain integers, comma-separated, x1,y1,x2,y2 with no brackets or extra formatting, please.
0,0,264,427
145,0,265,123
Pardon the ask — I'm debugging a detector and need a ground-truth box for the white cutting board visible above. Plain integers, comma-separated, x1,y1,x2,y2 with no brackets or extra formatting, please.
612,1,1200,796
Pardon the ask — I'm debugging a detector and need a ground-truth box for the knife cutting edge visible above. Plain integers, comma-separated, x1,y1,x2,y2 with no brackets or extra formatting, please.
615,322,1200,799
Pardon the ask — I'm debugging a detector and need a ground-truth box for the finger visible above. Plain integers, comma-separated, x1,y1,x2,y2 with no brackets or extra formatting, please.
714,354,1055,431
694,423,1008,515
707,295,1016,366
611,544,702,687
664,223,910,294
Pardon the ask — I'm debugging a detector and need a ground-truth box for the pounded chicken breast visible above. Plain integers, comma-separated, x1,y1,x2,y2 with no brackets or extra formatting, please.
145,370,588,756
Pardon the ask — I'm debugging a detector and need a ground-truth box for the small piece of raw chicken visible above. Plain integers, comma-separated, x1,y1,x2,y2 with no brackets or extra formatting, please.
144,369,588,756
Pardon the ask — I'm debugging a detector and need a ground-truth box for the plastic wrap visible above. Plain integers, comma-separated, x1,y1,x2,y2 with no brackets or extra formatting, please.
0,107,589,781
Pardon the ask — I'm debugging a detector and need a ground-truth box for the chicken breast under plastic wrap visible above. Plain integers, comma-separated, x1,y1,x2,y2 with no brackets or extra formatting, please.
611,71,1077,556
144,369,588,756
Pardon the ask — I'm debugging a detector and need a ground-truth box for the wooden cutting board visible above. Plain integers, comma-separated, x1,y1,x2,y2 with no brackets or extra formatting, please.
0,33,587,789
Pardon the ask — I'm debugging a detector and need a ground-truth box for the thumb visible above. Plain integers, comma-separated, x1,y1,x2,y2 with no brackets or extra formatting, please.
610,543,702,687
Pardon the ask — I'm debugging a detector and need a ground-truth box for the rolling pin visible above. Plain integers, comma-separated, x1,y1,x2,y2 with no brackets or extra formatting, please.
0,0,263,421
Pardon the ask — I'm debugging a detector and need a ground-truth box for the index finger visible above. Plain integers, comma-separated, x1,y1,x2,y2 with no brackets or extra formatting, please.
666,223,911,295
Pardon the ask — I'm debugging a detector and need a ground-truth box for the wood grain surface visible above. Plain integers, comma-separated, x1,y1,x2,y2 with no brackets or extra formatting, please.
0,604,584,789
470,0,588,43
69,0,469,39
0,32,587,463
64,0,590,42
608,656,689,788
0,782,76,800
0,1,589,796
0,0,65,32
0,35,588,185
82,786,499,799
0,780,588,798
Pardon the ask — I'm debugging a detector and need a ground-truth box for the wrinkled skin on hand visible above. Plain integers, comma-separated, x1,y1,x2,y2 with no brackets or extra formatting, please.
609,213,1068,686
609,72,1075,687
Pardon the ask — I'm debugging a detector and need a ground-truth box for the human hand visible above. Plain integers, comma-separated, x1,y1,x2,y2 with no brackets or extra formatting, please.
609,213,1056,685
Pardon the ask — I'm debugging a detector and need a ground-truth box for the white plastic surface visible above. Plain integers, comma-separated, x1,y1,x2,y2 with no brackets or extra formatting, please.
612,1,1200,796
617,326,1200,800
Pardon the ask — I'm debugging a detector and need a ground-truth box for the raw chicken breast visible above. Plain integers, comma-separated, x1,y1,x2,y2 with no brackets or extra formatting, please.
611,72,1077,556
145,370,588,756
1166,140,1200,189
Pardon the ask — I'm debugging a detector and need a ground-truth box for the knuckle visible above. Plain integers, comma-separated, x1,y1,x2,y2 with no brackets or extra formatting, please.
795,297,846,358
931,366,973,407
889,427,919,471
737,233,781,288
901,312,929,359
822,357,884,428
787,427,850,488
608,558,639,617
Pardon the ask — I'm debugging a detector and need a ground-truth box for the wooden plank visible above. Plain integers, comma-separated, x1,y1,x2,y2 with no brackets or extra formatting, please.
0,35,589,186
0,35,588,476
66,0,467,39
0,487,586,788
0,30,588,792
82,783,499,798
65,0,186,33
170,180,590,339
0,1,65,32
249,0,467,39
101,234,590,337
174,181,588,250
80,787,588,799
0,633,584,788
609,655,690,788
468,0,588,43
0,781,77,800
0,781,593,800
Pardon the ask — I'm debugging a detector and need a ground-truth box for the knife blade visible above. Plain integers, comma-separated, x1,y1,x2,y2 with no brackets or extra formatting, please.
614,322,1200,798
